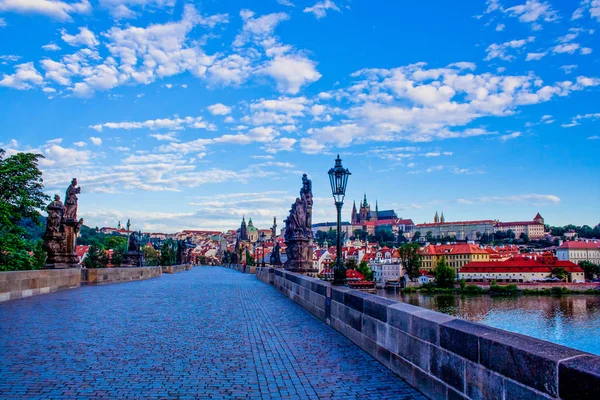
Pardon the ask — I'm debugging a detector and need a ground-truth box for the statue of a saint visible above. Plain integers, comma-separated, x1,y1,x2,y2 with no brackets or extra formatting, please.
63,178,81,221
128,231,140,252
46,194,64,234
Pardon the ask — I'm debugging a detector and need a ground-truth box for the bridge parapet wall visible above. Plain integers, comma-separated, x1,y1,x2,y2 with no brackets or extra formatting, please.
256,267,600,400
83,266,162,284
0,269,81,302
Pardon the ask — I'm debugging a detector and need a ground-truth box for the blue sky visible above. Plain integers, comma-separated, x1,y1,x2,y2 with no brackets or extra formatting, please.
0,0,599,233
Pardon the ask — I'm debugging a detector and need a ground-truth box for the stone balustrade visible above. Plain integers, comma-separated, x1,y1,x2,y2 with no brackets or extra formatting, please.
82,266,162,285
255,267,600,400
162,264,189,274
0,269,81,302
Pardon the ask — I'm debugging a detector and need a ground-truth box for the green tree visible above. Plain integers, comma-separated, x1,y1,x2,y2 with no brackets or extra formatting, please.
371,226,395,246
578,261,600,280
84,244,109,269
104,235,127,250
398,243,423,281
425,231,433,242
507,230,516,240
0,150,50,271
246,249,255,266
411,231,421,242
32,239,47,270
357,260,374,281
160,241,175,266
434,257,455,288
345,258,357,270
111,248,124,267
143,245,159,266
551,267,567,281
520,232,529,243
352,229,369,242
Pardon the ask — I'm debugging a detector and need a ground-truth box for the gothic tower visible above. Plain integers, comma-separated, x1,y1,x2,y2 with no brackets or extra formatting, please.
440,212,445,223
351,201,358,225
240,215,248,241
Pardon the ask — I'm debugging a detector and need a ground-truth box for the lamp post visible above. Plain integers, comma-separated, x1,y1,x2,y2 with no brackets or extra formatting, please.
328,155,351,285
260,232,266,267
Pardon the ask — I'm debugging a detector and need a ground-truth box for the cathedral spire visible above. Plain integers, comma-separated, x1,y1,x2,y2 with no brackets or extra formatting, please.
440,212,445,223
376,200,379,213
434,211,439,223
363,192,368,207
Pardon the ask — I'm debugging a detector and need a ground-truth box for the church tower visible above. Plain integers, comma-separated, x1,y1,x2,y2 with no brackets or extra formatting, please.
240,215,248,241
373,200,379,221
434,211,439,223
351,201,358,224
359,193,371,222
440,212,445,223
533,212,544,225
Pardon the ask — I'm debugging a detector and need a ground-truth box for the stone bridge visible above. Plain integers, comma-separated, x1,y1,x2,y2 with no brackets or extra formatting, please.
1,266,598,399
0,267,423,399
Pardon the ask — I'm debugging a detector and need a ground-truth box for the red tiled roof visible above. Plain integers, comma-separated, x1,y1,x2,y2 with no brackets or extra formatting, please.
461,255,582,273
420,244,488,256
416,220,495,227
558,240,600,249
346,269,365,280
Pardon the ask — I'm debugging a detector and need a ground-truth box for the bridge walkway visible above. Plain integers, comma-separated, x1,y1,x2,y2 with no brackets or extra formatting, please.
0,266,424,399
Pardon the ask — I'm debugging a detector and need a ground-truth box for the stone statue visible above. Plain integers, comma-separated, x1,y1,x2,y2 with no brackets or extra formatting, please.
128,231,140,252
284,174,315,274
45,195,64,234
42,180,82,268
63,178,81,221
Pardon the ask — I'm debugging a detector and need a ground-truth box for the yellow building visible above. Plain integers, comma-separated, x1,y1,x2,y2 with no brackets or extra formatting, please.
420,244,489,273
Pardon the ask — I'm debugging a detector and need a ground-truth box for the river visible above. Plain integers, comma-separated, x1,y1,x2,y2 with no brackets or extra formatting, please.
376,290,600,355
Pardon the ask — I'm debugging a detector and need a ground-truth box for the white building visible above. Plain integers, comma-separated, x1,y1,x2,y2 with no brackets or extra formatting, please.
556,240,600,265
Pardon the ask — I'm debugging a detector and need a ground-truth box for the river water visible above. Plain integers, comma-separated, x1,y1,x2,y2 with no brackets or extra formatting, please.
376,290,600,355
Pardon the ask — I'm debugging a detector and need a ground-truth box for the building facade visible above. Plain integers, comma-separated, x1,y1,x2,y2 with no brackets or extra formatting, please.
420,244,490,273
494,213,546,239
415,214,494,241
556,240,600,265
460,254,585,283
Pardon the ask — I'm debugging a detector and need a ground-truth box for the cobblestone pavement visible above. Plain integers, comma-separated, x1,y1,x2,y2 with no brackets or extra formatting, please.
0,267,425,399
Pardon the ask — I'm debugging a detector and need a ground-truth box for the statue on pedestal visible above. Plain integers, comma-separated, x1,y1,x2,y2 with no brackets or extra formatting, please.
270,216,282,266
42,180,83,268
284,174,316,274
123,228,144,267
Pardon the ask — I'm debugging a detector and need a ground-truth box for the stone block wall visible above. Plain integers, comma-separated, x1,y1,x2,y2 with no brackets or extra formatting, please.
256,267,600,400
162,264,188,274
0,269,81,302
83,266,162,285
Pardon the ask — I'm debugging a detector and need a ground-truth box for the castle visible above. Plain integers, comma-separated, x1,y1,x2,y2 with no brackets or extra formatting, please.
351,193,398,225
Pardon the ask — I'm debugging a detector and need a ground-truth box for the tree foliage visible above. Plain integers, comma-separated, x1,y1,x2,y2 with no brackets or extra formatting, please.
357,260,374,281
434,257,455,288
551,267,567,281
315,228,340,246
143,245,159,266
398,243,422,281
578,261,600,280
84,244,109,269
0,150,50,271
104,235,127,250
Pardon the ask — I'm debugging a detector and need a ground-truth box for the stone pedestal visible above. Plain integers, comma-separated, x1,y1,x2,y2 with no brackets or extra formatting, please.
122,251,143,267
284,239,316,274
43,221,79,269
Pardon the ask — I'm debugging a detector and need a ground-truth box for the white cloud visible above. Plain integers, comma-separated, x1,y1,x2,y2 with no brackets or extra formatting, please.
0,0,91,21
99,0,176,19
504,0,559,25
90,115,214,131
588,135,599,140
61,27,98,47
42,43,61,51
300,138,326,154
572,0,600,22
457,194,560,205
485,37,535,61
234,9,289,47
149,132,179,141
262,55,321,94
552,43,580,54
277,0,295,6
526,52,547,61
264,137,297,153
496,23,505,31
0,17,7,27
90,137,102,145
499,131,522,141
303,0,340,19
73,141,87,147
207,103,232,115
580,47,593,55
0,62,44,90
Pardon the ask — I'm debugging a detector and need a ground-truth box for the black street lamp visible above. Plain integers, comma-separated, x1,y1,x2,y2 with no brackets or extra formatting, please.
328,155,351,285
260,232,267,268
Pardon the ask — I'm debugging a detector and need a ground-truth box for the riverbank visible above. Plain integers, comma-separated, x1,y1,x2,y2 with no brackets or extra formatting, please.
397,282,600,296
376,289,600,355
